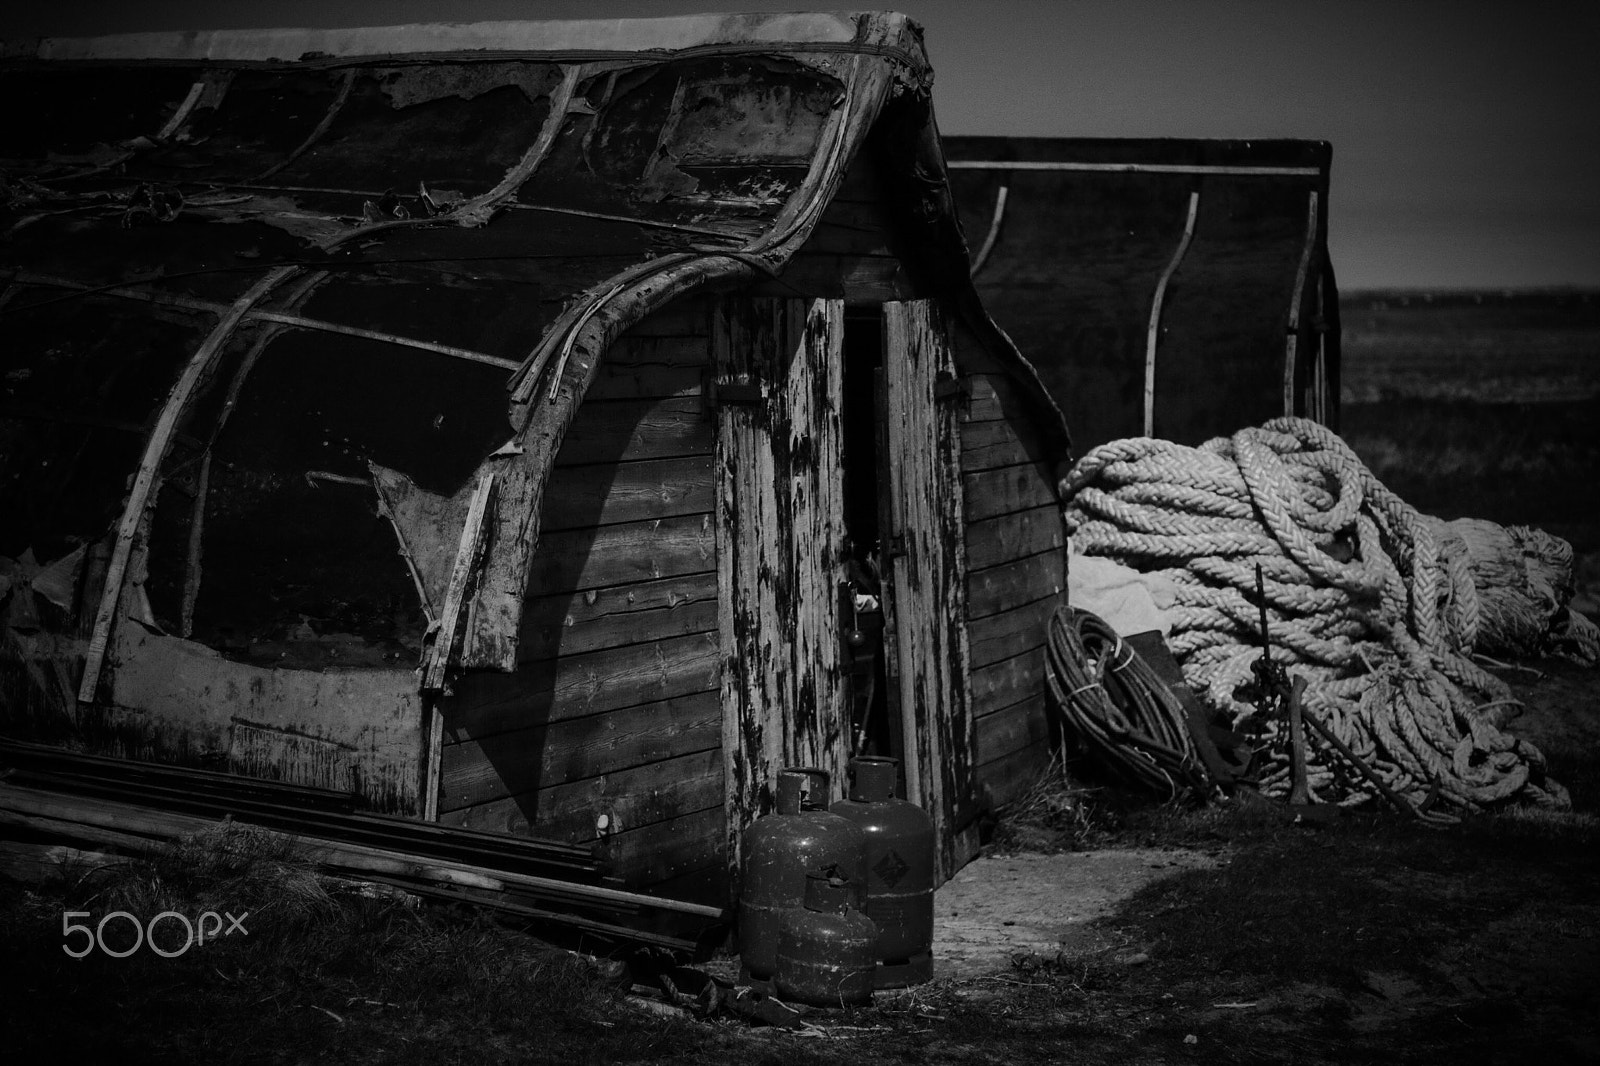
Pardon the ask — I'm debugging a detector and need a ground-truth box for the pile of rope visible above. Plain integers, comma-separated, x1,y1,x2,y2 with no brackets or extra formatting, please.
1062,416,1572,812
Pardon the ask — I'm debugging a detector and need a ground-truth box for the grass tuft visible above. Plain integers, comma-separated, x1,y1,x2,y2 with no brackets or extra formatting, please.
990,755,1121,852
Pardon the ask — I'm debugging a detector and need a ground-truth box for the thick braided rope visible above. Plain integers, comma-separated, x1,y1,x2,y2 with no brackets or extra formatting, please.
1062,417,1567,811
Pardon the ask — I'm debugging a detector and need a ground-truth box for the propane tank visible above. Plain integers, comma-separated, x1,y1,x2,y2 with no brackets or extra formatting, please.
738,767,868,983
775,868,877,1007
830,755,936,987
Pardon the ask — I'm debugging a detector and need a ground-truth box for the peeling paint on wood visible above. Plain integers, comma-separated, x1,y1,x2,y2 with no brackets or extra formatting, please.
882,299,976,882
714,296,849,884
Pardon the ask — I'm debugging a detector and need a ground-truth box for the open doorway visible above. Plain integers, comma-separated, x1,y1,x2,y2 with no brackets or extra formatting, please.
840,307,895,767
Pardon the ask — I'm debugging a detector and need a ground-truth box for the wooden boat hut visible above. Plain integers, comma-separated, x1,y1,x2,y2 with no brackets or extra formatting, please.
0,13,1070,910
945,137,1342,450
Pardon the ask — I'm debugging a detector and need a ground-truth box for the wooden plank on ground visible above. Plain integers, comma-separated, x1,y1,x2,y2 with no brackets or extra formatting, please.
446,631,719,739
518,572,717,662
542,456,714,531
965,503,1064,571
528,512,714,594
438,690,721,812
968,549,1065,620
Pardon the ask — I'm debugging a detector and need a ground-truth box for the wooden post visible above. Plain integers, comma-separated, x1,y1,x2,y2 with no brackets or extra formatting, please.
1283,190,1320,417
714,296,848,891
882,300,976,882
1144,191,1200,437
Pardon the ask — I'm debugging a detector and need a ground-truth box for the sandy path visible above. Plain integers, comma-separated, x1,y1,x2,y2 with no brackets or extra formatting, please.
931,848,1222,980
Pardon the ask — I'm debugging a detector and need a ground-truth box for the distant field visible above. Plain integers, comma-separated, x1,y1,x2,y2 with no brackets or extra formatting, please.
1338,289,1600,608
1340,289,1600,404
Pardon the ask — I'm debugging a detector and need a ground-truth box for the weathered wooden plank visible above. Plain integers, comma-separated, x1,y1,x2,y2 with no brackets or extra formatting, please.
620,299,710,338
585,336,708,401
967,592,1058,669
518,572,717,662
542,455,714,531
528,512,714,595
438,690,721,812
968,549,1065,620
600,805,724,892
960,418,1048,472
962,373,1033,423
975,694,1050,766
438,748,722,845
446,631,719,740
882,299,974,883
977,741,1054,811
715,296,850,884
965,503,1064,572
552,398,714,466
963,462,1058,523
422,473,497,692
971,645,1046,716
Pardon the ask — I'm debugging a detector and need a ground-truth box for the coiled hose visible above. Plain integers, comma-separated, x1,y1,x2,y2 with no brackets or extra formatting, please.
1045,606,1209,800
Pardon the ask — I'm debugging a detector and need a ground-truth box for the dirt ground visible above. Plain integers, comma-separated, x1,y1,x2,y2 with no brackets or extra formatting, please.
933,848,1222,979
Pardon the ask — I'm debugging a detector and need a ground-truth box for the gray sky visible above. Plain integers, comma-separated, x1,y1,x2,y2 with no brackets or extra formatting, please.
5,0,1597,290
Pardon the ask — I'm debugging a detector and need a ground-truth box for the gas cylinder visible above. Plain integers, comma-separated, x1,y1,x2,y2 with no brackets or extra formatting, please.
829,755,935,987
774,869,877,1007
738,767,868,982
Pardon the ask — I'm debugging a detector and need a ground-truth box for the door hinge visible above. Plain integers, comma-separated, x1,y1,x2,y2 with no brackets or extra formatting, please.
934,371,970,402
706,377,767,410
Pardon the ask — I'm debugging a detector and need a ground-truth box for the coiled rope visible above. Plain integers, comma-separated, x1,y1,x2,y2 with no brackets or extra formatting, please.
1044,608,1208,800
1062,416,1569,812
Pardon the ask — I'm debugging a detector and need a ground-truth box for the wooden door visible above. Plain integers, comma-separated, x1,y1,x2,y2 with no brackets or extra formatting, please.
881,299,977,881
714,296,849,884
